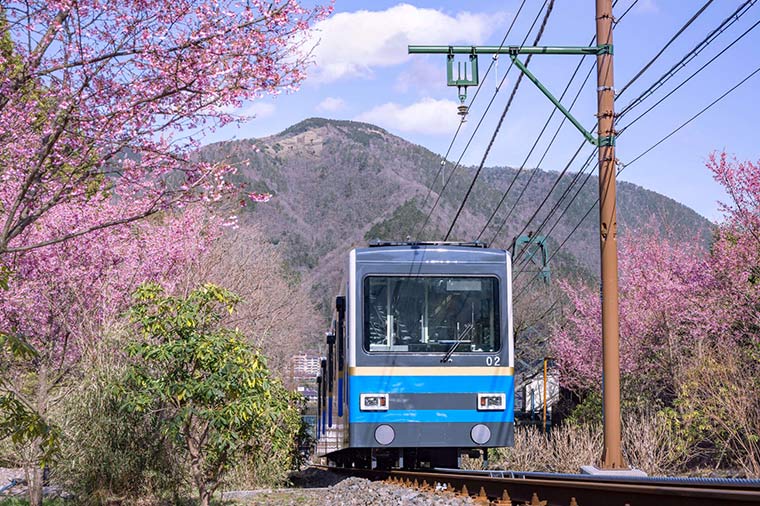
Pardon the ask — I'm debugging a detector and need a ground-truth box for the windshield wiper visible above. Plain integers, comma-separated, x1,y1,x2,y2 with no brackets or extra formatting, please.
441,324,473,363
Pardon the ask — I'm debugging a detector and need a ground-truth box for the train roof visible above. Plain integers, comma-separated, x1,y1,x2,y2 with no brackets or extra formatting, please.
354,241,510,265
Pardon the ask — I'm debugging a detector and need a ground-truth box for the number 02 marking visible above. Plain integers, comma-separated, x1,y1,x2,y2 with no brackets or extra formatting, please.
486,356,501,366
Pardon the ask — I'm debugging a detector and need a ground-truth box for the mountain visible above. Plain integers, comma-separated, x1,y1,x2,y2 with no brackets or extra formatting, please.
199,117,713,317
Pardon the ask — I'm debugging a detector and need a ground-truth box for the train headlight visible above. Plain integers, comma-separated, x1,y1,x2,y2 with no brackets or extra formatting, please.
360,393,389,411
374,424,395,445
471,424,491,445
477,393,506,411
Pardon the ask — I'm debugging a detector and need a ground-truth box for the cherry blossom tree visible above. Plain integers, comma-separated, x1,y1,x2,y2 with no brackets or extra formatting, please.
0,0,327,256
708,152,760,337
551,228,727,400
0,199,218,505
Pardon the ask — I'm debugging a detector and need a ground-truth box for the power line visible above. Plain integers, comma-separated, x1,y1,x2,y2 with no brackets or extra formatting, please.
515,60,760,295
507,2,726,262
622,62,760,170
415,0,544,238
617,16,760,135
511,147,598,264
618,0,757,118
415,0,531,232
482,0,637,248
617,0,716,98
444,0,556,240
477,48,595,243
486,68,597,247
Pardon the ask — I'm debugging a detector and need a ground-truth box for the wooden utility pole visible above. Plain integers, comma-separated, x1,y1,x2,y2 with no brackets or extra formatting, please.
408,1,628,469
595,0,626,469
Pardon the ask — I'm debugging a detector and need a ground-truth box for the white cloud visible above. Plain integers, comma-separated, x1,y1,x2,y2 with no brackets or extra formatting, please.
394,58,445,94
309,4,503,83
243,101,275,119
316,97,346,112
355,98,461,135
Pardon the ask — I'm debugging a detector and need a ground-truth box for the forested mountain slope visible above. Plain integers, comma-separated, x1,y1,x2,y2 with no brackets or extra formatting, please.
199,118,713,317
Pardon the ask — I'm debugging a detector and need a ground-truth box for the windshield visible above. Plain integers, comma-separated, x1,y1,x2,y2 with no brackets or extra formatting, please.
363,276,500,353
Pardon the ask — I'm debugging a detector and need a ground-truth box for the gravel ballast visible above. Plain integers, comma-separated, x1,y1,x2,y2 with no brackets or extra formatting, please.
223,469,476,505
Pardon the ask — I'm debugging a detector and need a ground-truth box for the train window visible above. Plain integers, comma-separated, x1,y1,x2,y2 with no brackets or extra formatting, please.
363,276,500,353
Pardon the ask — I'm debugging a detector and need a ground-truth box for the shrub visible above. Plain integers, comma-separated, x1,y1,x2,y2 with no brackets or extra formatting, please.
121,283,302,506
56,334,184,504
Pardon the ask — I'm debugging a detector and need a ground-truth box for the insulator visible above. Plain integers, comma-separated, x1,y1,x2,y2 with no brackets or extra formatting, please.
457,104,469,121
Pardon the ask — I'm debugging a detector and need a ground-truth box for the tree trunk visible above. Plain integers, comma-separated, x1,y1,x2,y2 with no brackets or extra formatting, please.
199,487,211,506
27,462,43,506
28,362,49,506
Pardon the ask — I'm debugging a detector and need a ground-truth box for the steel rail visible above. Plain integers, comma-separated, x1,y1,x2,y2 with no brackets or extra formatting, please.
314,465,760,506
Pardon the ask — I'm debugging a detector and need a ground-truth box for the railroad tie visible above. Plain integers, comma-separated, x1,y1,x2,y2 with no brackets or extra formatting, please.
413,478,419,489
523,492,547,506
473,486,489,505
492,489,512,506
569,498,578,506
461,484,470,497
421,479,431,491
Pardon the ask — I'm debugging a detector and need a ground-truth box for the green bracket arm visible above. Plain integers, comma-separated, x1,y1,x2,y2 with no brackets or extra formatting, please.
407,44,616,147
409,45,613,56
508,53,601,146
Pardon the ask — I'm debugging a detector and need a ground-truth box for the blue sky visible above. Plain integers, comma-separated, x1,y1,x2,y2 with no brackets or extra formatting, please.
207,0,760,222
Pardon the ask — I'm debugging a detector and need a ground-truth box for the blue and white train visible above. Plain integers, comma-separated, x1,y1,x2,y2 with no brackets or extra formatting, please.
315,241,514,469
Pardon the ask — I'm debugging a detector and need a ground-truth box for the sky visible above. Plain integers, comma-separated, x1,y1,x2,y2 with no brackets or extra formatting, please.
205,0,760,223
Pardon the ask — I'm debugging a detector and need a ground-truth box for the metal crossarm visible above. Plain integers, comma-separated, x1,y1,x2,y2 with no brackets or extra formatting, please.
407,44,616,147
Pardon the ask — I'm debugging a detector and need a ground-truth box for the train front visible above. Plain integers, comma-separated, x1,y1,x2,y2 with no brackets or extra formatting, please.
346,242,514,468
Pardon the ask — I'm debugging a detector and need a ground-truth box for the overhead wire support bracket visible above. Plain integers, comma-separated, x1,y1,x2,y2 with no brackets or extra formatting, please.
408,44,615,147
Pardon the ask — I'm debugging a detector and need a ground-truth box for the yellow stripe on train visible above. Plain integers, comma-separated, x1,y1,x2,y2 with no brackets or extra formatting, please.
348,366,514,376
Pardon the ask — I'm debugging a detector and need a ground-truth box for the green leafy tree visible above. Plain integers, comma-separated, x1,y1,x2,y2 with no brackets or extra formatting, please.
123,283,301,506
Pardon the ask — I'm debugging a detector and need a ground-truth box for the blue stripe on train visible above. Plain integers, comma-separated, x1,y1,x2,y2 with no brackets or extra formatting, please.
349,409,514,424
349,374,513,394
348,375,515,423
338,376,344,417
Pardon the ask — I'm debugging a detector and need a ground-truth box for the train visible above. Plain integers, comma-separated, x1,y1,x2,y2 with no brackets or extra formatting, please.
314,241,515,469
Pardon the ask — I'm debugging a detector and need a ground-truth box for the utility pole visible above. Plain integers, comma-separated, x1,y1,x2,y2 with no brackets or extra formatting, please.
408,0,628,471
596,0,625,469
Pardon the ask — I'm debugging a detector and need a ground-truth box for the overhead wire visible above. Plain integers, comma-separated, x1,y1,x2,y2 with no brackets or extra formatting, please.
512,1,756,312
617,16,760,135
483,0,637,249
617,0,757,118
485,68,596,247
477,46,595,243
616,0,716,98
414,0,531,233
514,59,760,298
621,62,760,170
413,0,535,238
444,0,556,240
510,0,741,267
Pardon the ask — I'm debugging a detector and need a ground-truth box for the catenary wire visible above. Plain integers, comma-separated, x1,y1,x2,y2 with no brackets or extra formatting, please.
617,16,760,135
477,0,636,244
508,1,729,262
413,0,536,238
482,0,640,249
514,61,760,296
414,0,531,233
444,0,556,240
618,0,757,118
616,0,715,98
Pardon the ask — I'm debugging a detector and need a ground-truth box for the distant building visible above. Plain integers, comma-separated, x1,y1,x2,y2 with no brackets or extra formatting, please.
292,353,321,379
297,385,318,403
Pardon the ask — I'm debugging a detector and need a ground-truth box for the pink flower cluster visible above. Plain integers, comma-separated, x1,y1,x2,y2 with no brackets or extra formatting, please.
551,152,760,393
0,198,219,367
0,0,329,254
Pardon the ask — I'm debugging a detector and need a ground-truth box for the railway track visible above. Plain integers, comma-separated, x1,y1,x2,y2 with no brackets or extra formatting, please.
315,465,760,505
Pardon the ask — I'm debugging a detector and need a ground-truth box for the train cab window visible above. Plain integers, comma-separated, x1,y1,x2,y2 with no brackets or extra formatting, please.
363,276,500,353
